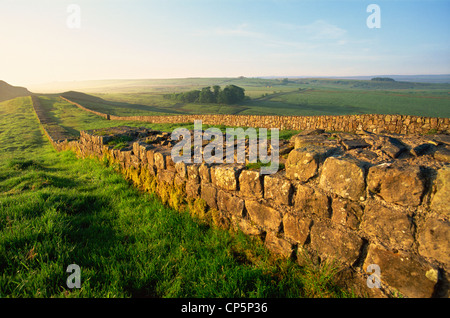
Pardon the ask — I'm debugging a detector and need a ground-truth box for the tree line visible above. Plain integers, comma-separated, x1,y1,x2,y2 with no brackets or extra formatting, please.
371,77,396,82
164,85,247,104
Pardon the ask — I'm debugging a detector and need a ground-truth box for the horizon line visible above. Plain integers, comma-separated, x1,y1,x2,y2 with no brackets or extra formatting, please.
19,73,450,86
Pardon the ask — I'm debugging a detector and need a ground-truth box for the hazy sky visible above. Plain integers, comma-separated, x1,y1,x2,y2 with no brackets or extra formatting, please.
1,0,449,86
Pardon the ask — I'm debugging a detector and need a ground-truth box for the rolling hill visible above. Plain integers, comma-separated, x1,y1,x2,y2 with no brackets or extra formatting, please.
0,80,31,102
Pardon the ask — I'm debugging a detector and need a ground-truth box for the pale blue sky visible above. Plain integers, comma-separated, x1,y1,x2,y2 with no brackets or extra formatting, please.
1,0,449,86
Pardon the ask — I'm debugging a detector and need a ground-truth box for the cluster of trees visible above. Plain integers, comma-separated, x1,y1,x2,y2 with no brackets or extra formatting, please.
164,85,246,104
371,77,396,82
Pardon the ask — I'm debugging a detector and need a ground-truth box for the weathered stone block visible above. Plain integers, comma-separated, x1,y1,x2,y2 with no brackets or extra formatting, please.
157,169,175,185
264,231,293,258
139,144,149,165
285,145,331,182
165,155,176,171
430,166,450,218
382,138,406,158
264,173,293,206
363,135,405,158
292,134,327,148
334,267,387,298
319,156,366,202
363,245,438,298
217,190,245,217
433,134,450,145
237,218,264,237
361,200,414,250
174,173,186,190
175,161,187,179
245,200,282,232
214,165,241,191
434,146,450,163
367,163,424,207
154,151,166,170
282,213,312,245
132,142,141,158
239,170,263,198
201,182,218,210
331,197,363,230
199,163,211,183
130,154,140,169
122,150,132,169
186,179,200,199
418,217,450,268
146,149,155,167
187,164,200,184
310,220,363,265
341,139,370,150
294,184,330,218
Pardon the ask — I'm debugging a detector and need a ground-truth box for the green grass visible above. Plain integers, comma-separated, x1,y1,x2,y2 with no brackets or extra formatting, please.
37,77,450,118
0,96,353,298
36,96,302,141
264,89,450,117
37,96,195,137
246,161,285,171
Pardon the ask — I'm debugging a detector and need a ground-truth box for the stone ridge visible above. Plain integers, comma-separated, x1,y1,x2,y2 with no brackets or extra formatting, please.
32,97,450,298
61,96,449,135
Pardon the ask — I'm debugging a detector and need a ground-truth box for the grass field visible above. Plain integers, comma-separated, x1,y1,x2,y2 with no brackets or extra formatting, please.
0,96,350,298
43,77,450,118
36,95,301,140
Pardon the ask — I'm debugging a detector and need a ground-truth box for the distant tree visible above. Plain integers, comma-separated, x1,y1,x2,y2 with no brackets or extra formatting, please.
212,85,221,102
281,78,289,85
218,85,245,104
181,90,201,103
217,87,232,104
371,77,396,82
164,85,246,105
228,85,245,102
199,87,215,103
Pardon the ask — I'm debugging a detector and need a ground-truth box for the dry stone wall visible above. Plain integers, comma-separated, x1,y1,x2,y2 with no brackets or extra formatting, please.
61,127,450,298
61,96,449,135
31,95,78,149
33,96,450,298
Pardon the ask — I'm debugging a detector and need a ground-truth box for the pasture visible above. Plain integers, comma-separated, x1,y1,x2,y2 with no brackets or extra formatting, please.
39,77,450,118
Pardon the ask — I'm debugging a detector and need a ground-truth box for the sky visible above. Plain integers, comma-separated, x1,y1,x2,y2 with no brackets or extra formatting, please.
1,0,449,86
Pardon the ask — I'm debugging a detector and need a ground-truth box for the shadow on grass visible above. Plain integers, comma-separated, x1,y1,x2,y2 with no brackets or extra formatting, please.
60,91,184,116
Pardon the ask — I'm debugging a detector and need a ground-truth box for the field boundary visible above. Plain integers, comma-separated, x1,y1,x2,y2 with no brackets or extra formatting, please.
30,95,450,298
31,95,77,147
60,96,449,135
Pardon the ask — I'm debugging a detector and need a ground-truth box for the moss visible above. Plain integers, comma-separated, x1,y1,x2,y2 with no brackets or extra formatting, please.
187,197,208,222
210,208,231,230
168,183,186,211
426,128,438,135
113,142,129,150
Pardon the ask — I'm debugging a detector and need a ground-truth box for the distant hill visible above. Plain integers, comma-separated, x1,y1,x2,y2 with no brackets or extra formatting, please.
0,80,31,102
61,91,109,103
262,74,450,84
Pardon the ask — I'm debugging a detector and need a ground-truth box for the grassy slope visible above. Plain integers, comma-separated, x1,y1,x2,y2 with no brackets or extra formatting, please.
48,78,450,118
36,96,301,140
0,97,348,298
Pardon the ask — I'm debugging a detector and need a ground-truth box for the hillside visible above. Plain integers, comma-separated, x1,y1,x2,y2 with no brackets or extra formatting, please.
61,90,110,103
0,80,31,102
48,77,450,118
